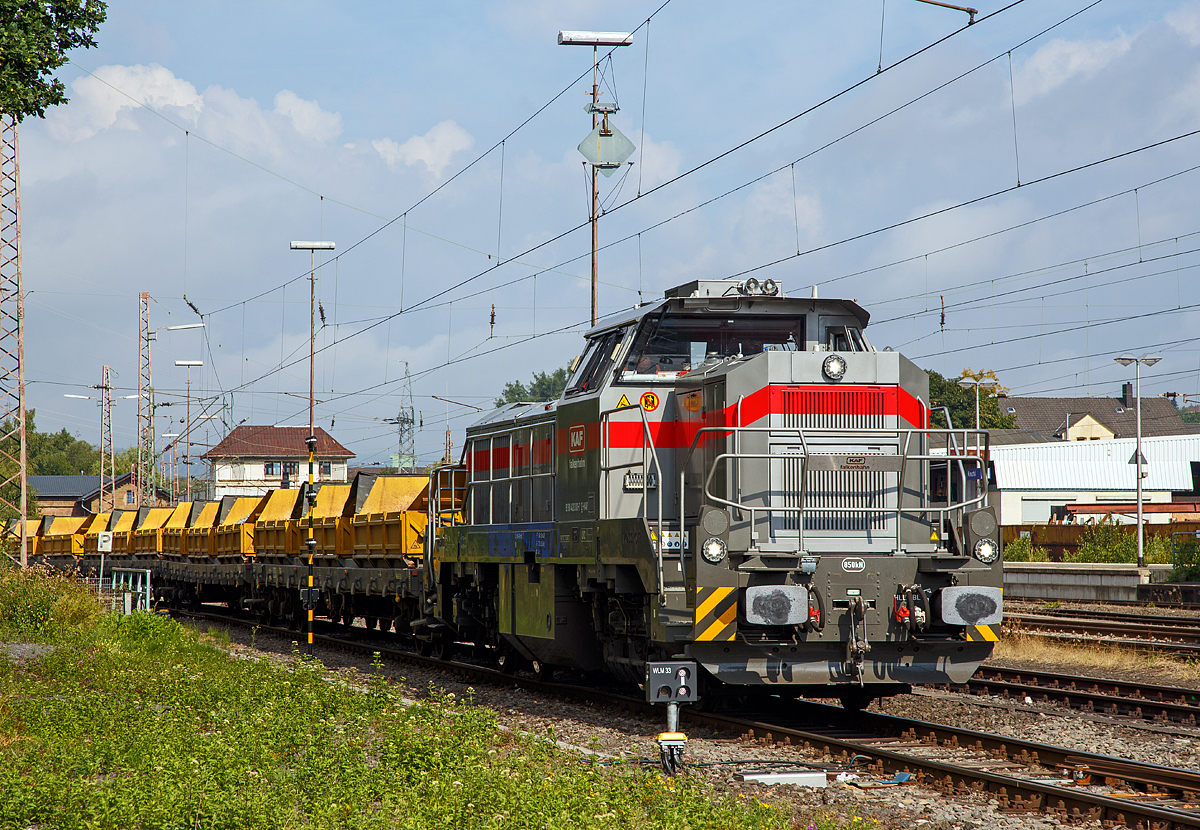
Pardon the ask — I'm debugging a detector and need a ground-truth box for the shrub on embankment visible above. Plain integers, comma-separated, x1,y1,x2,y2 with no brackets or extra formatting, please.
0,566,798,830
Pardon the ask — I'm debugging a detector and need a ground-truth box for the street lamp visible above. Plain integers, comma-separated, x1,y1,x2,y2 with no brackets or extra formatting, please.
175,359,203,500
291,239,334,656
1114,353,1162,568
956,377,998,430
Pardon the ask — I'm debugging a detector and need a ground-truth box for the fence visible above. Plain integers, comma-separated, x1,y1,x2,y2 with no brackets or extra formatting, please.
1003,522,1200,560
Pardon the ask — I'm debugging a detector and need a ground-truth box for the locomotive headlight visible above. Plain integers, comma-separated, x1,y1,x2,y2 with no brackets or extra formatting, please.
822,354,847,381
701,537,727,564
742,278,761,295
973,537,1000,564
761,279,779,296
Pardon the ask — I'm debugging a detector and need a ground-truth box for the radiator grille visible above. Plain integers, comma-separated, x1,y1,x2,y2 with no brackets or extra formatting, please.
774,459,892,532
775,387,887,430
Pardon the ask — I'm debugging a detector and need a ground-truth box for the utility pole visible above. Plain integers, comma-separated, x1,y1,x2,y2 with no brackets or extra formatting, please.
0,114,28,566
99,366,114,513
137,292,155,508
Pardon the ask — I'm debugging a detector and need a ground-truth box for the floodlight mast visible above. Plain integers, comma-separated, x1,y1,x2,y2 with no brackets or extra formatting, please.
558,30,633,326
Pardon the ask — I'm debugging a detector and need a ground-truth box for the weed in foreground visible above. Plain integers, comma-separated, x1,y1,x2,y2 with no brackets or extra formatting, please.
0,611,797,830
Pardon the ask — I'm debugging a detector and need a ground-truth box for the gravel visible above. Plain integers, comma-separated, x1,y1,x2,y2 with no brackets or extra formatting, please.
197,620,1155,830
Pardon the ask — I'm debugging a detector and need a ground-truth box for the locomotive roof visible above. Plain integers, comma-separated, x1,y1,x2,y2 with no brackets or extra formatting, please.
584,280,870,338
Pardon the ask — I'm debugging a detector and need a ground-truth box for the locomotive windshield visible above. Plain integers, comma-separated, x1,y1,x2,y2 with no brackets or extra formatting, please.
620,312,804,382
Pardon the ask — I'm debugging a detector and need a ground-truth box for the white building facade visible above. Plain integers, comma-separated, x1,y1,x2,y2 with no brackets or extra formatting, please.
204,426,354,500
989,433,1199,525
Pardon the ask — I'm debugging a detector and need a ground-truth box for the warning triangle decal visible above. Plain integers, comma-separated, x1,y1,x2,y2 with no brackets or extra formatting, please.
617,394,632,408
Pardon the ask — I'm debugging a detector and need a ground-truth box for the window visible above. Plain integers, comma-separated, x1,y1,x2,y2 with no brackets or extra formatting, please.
566,327,627,395
125,489,135,505
265,462,282,476
284,462,300,478
620,313,803,382
319,461,332,476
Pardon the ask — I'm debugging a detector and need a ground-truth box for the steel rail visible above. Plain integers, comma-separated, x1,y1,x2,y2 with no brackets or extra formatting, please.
173,606,1200,829
956,666,1200,725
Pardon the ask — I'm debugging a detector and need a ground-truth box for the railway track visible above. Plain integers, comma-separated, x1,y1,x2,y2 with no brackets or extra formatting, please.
1004,610,1200,657
177,606,1200,829
955,666,1200,726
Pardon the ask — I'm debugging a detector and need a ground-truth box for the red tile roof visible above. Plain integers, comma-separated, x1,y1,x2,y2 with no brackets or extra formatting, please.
202,425,354,460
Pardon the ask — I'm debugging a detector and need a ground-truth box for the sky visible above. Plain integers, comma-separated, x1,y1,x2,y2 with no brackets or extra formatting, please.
17,0,1200,467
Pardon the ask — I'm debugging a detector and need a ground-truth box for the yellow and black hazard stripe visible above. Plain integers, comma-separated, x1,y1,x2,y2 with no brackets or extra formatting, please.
965,624,1000,642
694,586,737,642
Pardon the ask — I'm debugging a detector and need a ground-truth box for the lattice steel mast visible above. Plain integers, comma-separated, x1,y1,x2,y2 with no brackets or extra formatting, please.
99,366,114,513
0,115,28,566
137,292,156,507
394,362,416,473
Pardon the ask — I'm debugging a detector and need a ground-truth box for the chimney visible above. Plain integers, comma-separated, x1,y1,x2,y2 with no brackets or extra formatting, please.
1122,382,1134,408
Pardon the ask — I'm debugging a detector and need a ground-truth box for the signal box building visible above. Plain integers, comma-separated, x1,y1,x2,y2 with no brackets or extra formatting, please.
203,425,354,500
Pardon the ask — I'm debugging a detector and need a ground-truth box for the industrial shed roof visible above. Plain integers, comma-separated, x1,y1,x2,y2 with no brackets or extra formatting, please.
990,433,1200,491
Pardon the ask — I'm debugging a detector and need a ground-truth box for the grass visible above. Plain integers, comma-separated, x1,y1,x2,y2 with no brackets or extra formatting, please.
0,565,861,830
993,629,1200,686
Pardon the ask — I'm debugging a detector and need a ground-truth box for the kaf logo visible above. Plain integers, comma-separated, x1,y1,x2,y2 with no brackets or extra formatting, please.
568,423,586,455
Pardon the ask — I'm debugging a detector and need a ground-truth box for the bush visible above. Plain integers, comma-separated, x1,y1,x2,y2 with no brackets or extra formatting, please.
1169,538,1200,582
1003,536,1049,562
1063,521,1172,565
0,563,100,641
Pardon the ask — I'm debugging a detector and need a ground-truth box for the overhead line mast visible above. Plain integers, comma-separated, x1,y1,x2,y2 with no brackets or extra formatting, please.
558,31,635,327
0,115,28,566
137,292,155,508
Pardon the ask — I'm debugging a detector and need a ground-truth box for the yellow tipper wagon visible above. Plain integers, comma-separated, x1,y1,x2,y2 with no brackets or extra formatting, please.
212,495,266,562
41,515,91,563
310,483,352,563
108,510,137,556
131,507,175,559
185,502,220,561
350,475,429,568
160,502,194,561
253,489,303,564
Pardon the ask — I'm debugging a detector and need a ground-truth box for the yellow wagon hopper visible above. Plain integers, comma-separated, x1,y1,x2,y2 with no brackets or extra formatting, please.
185,501,220,562
159,502,196,561
10,517,44,564
107,510,137,558
212,495,266,562
253,489,303,564
350,475,429,568
309,483,352,564
40,515,91,564
131,507,176,561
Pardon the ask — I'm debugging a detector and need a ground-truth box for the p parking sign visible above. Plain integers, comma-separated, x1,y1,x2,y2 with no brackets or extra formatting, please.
97,531,113,553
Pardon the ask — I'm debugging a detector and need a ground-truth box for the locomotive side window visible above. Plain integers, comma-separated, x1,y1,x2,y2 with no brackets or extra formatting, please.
470,437,491,524
531,423,554,522
621,313,804,382
566,327,627,395
491,435,511,524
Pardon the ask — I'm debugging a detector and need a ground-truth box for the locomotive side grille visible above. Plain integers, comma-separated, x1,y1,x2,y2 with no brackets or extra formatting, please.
776,388,887,430
775,460,892,532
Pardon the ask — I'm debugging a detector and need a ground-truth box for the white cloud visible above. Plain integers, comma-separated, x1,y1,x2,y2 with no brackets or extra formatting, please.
273,90,342,144
48,64,202,142
1167,1,1200,46
372,120,475,177
1013,35,1132,104
632,131,682,189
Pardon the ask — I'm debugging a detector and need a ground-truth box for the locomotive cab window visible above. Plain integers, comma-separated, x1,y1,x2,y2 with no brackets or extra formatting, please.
565,327,627,396
824,324,867,352
620,313,804,382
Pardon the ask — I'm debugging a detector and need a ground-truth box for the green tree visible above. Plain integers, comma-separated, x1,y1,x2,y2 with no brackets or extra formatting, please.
494,367,570,408
926,369,1016,430
0,0,107,120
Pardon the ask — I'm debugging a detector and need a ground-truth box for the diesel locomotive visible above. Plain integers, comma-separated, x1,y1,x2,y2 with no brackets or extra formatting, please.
32,278,1003,708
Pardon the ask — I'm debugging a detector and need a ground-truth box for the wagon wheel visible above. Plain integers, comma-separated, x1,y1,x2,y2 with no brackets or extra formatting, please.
530,658,554,683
